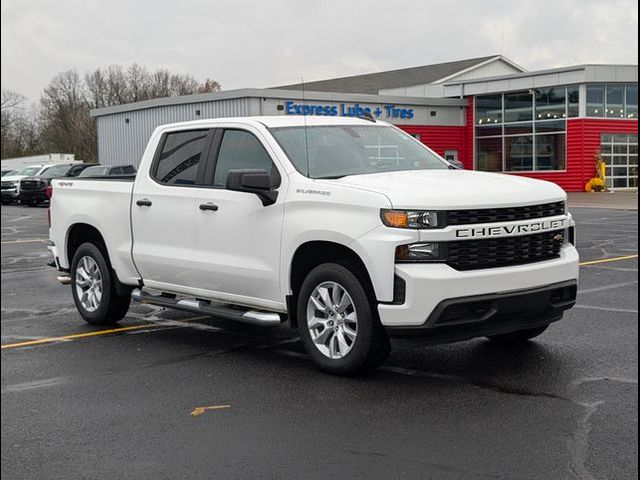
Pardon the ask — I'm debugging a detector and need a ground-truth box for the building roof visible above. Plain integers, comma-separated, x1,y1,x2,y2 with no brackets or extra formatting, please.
90,87,467,117
274,55,522,94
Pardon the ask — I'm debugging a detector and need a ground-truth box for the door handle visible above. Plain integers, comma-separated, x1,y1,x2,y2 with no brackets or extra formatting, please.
199,203,219,211
136,199,152,207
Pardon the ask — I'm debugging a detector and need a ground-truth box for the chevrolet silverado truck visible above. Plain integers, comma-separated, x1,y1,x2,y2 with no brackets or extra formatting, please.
49,116,579,375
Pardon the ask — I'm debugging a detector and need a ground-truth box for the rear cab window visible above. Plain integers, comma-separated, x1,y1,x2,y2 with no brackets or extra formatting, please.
152,130,212,186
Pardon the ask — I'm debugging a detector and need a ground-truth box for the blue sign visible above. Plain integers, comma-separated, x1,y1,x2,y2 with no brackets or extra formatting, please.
284,101,414,120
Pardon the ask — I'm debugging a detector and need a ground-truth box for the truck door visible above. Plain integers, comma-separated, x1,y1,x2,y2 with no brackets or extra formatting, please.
131,129,215,290
194,127,286,310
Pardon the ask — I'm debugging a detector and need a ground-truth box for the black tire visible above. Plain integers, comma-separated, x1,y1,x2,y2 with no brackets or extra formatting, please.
487,325,549,345
297,263,390,375
70,242,130,325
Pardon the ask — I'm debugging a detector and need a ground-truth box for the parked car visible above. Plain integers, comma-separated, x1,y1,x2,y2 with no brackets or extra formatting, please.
20,163,90,206
49,116,579,375
1,165,53,204
78,165,137,177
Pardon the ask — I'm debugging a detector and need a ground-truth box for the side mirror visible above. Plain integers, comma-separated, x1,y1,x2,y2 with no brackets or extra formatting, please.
226,169,278,206
448,159,464,169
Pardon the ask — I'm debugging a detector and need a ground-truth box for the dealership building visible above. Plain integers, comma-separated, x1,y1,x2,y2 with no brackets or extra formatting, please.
92,55,638,191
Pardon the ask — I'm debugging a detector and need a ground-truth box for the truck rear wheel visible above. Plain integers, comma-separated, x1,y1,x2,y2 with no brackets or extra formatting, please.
297,263,389,375
70,242,130,325
487,325,549,345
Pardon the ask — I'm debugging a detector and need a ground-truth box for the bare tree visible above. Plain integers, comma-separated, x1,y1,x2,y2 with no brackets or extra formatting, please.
197,78,222,94
40,70,96,162
4,65,221,161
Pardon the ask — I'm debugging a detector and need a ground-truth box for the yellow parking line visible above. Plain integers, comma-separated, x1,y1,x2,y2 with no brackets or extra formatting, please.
579,254,639,267
1,315,211,350
1,324,161,350
1,238,47,244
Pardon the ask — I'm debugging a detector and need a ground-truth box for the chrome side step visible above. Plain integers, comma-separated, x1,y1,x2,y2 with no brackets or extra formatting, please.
131,288,283,326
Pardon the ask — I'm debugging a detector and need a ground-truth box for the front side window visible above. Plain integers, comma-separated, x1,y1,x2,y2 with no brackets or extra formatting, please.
270,125,447,179
213,130,278,187
154,130,209,185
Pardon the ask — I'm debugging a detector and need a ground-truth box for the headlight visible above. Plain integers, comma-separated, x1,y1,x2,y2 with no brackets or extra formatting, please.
395,242,447,262
12,181,20,187
381,209,442,229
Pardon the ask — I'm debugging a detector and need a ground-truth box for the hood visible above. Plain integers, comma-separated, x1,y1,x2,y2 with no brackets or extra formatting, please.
328,170,566,209
2,174,26,182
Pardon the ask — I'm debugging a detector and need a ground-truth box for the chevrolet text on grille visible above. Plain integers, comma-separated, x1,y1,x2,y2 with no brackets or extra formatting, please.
454,218,567,238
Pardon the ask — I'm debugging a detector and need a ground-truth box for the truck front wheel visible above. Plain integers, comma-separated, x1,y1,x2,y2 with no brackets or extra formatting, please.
70,242,130,325
297,263,389,375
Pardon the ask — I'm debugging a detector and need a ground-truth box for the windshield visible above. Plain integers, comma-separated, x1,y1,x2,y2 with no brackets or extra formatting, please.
16,167,42,177
270,124,448,178
79,166,109,176
40,165,71,177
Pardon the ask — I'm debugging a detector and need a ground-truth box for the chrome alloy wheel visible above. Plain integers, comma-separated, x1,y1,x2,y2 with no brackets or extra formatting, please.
75,256,103,313
306,281,358,359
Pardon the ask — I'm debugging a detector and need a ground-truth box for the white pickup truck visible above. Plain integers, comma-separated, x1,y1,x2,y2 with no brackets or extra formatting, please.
49,116,579,375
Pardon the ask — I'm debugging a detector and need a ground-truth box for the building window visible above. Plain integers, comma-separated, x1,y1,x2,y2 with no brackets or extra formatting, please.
567,86,579,117
476,137,503,172
601,133,638,189
606,85,625,118
505,136,533,171
626,84,638,119
587,85,605,117
535,134,566,170
505,91,533,123
536,87,566,120
586,83,638,118
475,91,567,172
475,95,502,125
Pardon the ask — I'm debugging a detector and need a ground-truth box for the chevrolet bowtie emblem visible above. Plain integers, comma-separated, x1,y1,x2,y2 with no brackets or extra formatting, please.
553,233,565,242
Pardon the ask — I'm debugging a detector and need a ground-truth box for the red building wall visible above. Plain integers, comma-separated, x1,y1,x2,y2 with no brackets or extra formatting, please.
402,106,637,192
400,124,467,162
510,118,638,191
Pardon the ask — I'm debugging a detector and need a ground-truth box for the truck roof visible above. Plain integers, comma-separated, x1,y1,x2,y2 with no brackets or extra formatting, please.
155,115,387,131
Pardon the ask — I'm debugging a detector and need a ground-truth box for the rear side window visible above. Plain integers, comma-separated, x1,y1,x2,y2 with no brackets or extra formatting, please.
121,165,136,174
111,167,123,175
68,165,88,177
213,130,278,187
154,130,209,185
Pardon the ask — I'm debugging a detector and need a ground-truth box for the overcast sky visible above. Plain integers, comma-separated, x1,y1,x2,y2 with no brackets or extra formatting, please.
1,0,638,100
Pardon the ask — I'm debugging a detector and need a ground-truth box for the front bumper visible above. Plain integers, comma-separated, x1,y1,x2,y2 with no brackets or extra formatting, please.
20,190,48,203
378,244,579,329
385,280,577,348
1,188,19,200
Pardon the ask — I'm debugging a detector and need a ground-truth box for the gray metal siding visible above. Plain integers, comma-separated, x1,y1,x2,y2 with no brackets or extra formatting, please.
96,98,252,166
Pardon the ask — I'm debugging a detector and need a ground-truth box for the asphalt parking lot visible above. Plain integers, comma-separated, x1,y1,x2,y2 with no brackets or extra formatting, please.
1,202,638,480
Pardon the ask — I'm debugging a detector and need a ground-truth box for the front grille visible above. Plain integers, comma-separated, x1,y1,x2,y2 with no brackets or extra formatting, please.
20,180,44,191
446,229,564,271
445,201,565,226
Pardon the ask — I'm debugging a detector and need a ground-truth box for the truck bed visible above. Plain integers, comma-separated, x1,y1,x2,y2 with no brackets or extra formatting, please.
49,178,139,284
